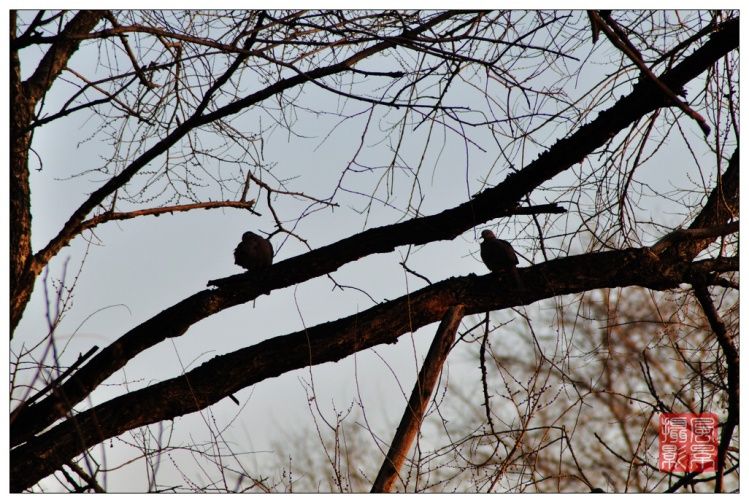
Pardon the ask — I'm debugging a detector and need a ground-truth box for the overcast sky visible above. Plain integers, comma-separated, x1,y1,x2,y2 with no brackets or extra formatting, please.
6,7,730,492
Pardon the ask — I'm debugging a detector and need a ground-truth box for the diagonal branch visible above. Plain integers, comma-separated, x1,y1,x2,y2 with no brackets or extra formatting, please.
649,221,739,255
9,250,738,491
32,11,463,273
101,11,157,89
589,10,711,135
653,148,739,262
371,305,464,492
8,21,739,445
11,11,469,334
10,10,105,336
21,11,104,105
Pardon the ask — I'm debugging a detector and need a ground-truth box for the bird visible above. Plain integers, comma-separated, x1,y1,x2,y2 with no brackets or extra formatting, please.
480,229,522,287
233,231,273,272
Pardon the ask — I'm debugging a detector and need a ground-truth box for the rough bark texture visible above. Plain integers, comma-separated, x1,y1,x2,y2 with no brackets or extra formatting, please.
8,18,739,454
8,15,739,493
371,305,465,493
8,250,738,491
8,10,459,335
10,12,34,333
10,10,104,334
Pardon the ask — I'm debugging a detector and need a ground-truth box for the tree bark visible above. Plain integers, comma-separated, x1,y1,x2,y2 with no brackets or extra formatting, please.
9,251,737,492
371,305,464,492
10,11,34,335
8,15,739,443
7,14,739,492
8,10,464,335
10,10,104,335
8,14,737,334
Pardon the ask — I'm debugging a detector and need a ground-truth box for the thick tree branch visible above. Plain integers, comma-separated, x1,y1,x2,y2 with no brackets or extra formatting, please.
653,148,739,262
8,20,738,446
650,221,738,254
10,345,99,423
371,305,464,492
10,10,104,335
590,10,711,135
11,10,468,332
21,11,104,104
8,250,737,491
665,221,738,241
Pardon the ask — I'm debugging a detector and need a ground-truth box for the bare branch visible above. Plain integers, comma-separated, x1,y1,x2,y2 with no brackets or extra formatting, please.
9,250,737,490
692,285,739,493
77,200,259,233
10,22,739,444
10,345,99,422
650,221,738,254
589,10,711,135
22,11,104,104
371,305,464,492
12,11,469,332
9,11,739,492
653,148,738,261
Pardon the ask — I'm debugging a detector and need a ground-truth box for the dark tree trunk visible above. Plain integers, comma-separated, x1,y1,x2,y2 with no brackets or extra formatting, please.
9,12,34,335
8,10,104,335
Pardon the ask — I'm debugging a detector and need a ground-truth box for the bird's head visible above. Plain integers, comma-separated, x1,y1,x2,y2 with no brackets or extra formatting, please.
480,229,496,240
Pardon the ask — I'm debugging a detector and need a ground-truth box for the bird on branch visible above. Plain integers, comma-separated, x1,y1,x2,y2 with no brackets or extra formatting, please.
234,231,273,272
480,230,522,287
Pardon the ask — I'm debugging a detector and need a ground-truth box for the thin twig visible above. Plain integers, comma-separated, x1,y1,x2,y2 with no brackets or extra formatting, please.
102,11,157,89
399,261,432,286
10,345,99,423
77,200,259,234
693,285,739,493
479,313,495,433
589,10,711,135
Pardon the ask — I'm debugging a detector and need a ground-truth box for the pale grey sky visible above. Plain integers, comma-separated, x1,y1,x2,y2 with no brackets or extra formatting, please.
7,9,731,491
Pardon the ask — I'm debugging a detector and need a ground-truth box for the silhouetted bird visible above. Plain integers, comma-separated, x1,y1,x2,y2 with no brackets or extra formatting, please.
234,231,273,272
480,230,522,287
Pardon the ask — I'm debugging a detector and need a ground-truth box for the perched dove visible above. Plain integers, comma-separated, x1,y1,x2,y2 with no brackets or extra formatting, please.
480,230,522,287
234,231,273,272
